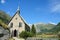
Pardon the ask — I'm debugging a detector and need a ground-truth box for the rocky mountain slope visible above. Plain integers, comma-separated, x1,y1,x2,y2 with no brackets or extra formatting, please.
34,23,56,33
0,10,11,40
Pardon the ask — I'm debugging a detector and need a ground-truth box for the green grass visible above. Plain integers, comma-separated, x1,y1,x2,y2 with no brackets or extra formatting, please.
36,34,58,38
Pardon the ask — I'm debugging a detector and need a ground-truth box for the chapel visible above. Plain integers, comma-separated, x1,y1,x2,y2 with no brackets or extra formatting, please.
8,6,30,37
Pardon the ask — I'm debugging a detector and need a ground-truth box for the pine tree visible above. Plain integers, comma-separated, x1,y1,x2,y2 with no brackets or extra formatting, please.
31,24,36,34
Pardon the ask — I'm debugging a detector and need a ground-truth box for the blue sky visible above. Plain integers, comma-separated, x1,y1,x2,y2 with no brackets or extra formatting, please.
0,0,60,24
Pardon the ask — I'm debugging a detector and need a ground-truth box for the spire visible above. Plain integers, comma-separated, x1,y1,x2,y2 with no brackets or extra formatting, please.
17,5,20,11
16,5,20,15
17,0,20,11
16,0,20,13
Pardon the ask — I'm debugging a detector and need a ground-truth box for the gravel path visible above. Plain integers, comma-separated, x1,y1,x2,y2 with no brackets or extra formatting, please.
13,37,25,40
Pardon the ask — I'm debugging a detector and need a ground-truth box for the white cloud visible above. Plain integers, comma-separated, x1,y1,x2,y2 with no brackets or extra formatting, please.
49,22,57,25
49,0,60,6
1,0,5,4
48,0,60,12
51,4,60,12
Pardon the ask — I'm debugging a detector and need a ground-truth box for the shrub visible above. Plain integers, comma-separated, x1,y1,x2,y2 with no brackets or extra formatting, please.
19,31,33,39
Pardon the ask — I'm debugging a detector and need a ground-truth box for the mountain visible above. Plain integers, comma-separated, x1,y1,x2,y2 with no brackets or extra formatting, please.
0,10,10,39
0,10,11,28
50,22,60,33
0,10,11,24
34,23,56,33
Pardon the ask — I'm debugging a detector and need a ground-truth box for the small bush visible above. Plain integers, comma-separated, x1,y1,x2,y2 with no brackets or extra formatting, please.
19,31,33,39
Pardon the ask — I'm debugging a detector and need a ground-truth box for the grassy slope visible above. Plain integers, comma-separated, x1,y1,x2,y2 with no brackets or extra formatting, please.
0,10,11,28
35,23,55,33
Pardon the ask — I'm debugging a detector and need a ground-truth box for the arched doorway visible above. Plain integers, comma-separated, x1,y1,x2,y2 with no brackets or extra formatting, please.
14,29,17,37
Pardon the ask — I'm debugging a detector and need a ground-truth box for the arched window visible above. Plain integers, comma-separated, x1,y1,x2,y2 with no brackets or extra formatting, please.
10,22,13,27
19,22,22,27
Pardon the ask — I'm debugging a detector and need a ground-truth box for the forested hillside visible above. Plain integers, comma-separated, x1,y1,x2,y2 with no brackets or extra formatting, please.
35,22,60,34
50,22,60,33
35,23,55,33
0,10,11,28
